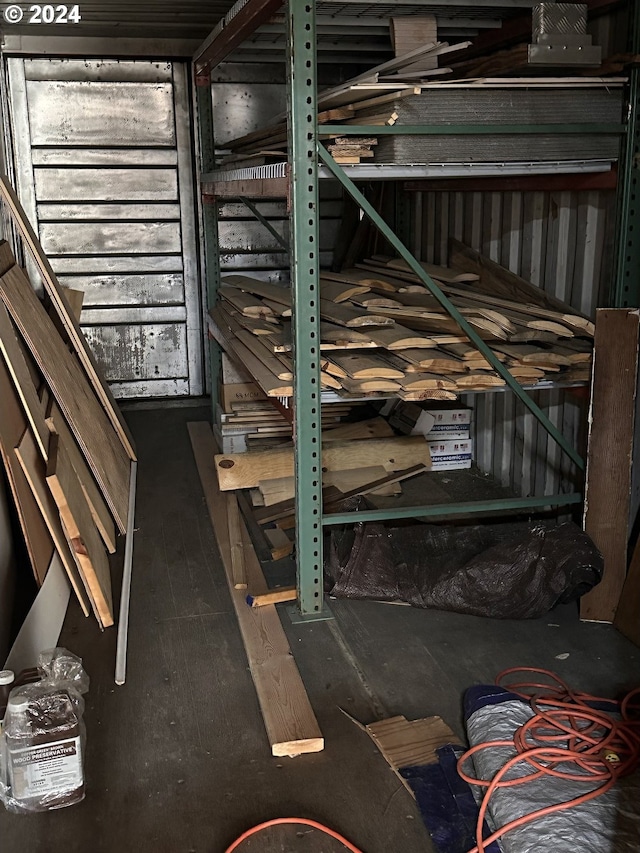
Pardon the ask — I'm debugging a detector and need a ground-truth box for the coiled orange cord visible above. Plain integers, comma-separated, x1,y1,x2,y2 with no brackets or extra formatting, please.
224,817,365,852
457,667,640,853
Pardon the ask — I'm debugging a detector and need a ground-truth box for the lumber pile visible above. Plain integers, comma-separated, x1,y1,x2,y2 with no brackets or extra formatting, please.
0,177,136,631
209,242,593,404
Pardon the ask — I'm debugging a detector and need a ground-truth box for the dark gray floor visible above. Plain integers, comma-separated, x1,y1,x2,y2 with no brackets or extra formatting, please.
1,404,638,853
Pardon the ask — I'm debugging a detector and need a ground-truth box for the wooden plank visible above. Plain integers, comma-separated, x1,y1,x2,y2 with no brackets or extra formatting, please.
60,286,84,322
614,534,640,646
319,298,395,328
13,424,90,616
188,421,324,758
246,586,297,608
0,264,131,533
0,187,136,461
330,353,405,380
45,433,114,628
45,405,117,554
227,493,247,590
320,278,371,303
215,436,431,492
264,527,294,561
581,309,640,623
0,357,54,587
0,300,49,459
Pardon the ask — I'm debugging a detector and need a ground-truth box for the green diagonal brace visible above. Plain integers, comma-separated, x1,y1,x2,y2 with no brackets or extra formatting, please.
317,145,585,471
238,196,290,253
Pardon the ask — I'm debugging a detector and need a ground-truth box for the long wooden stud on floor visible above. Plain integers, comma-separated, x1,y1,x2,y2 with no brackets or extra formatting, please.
0,184,137,461
188,421,324,758
0,264,131,532
581,309,640,623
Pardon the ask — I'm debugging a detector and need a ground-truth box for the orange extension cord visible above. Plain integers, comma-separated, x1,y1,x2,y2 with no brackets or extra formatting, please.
224,817,365,852
457,667,640,853
224,669,639,853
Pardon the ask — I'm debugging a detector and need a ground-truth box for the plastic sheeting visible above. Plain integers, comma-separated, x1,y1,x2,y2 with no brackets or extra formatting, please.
465,693,640,852
327,511,602,619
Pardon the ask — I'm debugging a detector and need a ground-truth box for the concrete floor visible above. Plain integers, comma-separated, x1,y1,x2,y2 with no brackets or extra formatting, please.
1,404,638,853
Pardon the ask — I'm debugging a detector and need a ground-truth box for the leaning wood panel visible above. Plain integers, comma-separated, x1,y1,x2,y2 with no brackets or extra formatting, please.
0,184,136,461
215,436,431,491
614,534,640,647
581,309,640,623
46,434,114,628
13,423,90,616
0,301,49,459
0,357,53,587
45,405,117,554
188,422,324,758
0,264,130,532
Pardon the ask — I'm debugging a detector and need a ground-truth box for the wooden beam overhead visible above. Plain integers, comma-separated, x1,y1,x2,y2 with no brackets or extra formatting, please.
194,0,284,75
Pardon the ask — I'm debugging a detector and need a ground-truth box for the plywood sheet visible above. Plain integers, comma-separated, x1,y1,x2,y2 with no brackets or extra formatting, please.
0,264,131,532
581,310,640,623
0,357,53,586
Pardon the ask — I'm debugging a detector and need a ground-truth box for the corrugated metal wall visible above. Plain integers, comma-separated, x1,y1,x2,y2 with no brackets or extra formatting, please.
412,188,616,498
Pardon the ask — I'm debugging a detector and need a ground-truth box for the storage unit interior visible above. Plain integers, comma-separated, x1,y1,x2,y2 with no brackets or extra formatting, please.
0,2,639,851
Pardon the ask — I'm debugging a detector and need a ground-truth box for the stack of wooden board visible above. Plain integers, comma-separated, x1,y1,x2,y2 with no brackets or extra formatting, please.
209,240,593,404
0,177,136,630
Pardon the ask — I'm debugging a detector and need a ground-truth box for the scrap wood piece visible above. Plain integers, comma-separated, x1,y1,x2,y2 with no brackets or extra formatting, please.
219,284,277,319
320,277,371,303
227,492,246,589
0,184,136,461
0,263,131,533
246,586,297,608
215,437,431,492
14,424,90,616
330,353,405,380
222,275,292,307
264,526,294,561
0,357,54,587
45,404,117,554
255,464,428,526
188,421,324,758
45,433,113,628
320,298,395,329
0,300,49,459
581,309,640,623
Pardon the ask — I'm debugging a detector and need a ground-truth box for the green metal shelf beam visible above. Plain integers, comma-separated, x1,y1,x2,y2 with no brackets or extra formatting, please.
323,493,583,526
287,2,324,618
321,124,625,136
318,145,585,472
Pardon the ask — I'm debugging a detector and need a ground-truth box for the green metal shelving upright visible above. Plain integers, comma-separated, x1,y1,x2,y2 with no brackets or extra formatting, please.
194,0,635,619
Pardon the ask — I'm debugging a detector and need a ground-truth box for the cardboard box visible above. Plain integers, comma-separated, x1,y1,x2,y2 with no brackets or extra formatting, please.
411,407,472,441
218,381,267,412
221,352,253,384
427,438,473,471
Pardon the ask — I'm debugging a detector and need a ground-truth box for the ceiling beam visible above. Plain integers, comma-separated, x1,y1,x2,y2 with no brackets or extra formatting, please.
194,0,283,75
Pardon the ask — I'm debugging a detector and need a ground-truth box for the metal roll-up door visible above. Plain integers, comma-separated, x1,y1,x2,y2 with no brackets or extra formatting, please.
5,57,203,398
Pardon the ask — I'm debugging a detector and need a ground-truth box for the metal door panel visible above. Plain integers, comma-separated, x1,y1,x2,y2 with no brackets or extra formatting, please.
6,58,203,398
82,324,188,382
32,149,178,167
34,168,178,202
51,254,183,274
38,202,182,221
57,273,184,306
40,221,181,255
26,81,175,146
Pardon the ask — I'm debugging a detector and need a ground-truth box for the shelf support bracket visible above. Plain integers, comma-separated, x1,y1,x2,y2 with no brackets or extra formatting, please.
238,196,290,253
317,145,585,472
287,0,325,618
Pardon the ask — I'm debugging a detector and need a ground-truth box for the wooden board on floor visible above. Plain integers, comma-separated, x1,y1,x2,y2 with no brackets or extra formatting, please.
14,424,91,616
0,301,50,460
0,189,136,462
215,437,431,492
0,356,54,587
227,492,247,589
45,433,113,628
581,309,640,623
45,404,117,554
188,421,324,757
0,264,131,532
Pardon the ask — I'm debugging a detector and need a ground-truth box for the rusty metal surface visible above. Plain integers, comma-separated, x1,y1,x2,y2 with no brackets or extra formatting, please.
6,57,203,398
